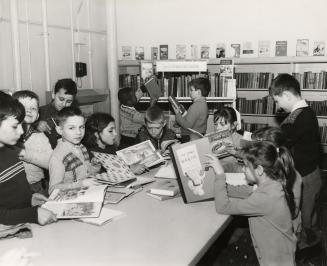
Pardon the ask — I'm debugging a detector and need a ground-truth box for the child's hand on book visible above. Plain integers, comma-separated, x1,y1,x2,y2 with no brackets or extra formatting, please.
37,207,57,225
82,177,100,187
31,193,49,206
204,154,225,176
130,163,147,175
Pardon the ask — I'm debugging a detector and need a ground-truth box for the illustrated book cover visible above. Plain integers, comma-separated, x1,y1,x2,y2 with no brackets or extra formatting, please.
151,47,158,60
168,95,187,116
275,41,287,56
135,46,145,60
170,138,216,203
116,140,165,168
121,46,132,60
140,61,154,83
296,39,309,56
313,41,325,56
231,44,240,58
92,152,136,185
216,43,226,58
176,44,187,59
242,41,255,57
144,76,162,100
258,40,271,57
160,45,169,60
200,45,210,59
190,44,198,59
42,185,108,219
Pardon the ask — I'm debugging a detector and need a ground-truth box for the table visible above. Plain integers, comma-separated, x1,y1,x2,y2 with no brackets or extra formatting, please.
0,177,231,266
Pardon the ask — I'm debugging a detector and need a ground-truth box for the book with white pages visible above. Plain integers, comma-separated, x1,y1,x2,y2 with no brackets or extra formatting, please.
154,163,177,179
78,208,125,226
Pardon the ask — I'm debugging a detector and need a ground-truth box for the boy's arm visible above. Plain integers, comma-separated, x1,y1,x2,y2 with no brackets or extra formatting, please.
175,103,197,129
132,111,145,125
0,206,38,225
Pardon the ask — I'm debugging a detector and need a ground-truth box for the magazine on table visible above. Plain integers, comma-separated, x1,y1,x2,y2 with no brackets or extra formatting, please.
42,185,107,219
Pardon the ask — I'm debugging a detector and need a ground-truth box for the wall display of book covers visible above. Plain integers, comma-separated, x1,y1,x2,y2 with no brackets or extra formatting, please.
296,39,309,56
135,47,144,60
313,41,325,56
176,45,187,60
231,44,240,58
160,45,169,60
216,43,226,58
122,46,132,60
200,45,210,59
275,41,287,56
190,44,198,59
258,40,271,57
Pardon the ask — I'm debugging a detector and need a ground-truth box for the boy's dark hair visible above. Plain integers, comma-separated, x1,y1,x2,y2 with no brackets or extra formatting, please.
145,105,165,124
56,106,83,126
252,127,287,147
118,87,135,106
84,112,115,148
54,78,77,96
0,91,25,126
213,106,237,124
190,78,211,97
12,90,39,105
269,73,301,97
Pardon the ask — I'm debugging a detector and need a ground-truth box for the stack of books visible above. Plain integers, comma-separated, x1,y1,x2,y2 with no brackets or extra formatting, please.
146,180,179,201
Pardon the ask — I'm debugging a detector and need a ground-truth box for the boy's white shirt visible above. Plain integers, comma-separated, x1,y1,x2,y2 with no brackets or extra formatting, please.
291,99,308,112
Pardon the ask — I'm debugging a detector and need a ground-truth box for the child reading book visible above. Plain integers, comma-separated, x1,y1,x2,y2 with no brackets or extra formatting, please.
172,78,210,142
83,112,147,175
48,107,100,194
206,141,297,265
0,91,56,226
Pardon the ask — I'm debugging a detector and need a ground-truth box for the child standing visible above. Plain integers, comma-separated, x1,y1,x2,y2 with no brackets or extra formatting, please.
206,141,297,265
136,105,177,151
38,78,77,148
48,107,100,194
269,73,321,247
12,90,53,196
0,91,56,225
118,87,145,148
172,77,210,142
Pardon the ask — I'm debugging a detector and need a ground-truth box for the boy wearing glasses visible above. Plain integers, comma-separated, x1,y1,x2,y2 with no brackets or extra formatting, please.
136,105,176,151
13,91,53,196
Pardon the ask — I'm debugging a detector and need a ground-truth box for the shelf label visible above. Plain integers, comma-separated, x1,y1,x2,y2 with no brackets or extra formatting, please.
156,61,207,72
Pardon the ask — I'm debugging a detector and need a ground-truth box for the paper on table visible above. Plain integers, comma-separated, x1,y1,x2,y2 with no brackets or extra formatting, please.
78,208,125,226
225,173,247,186
154,164,177,179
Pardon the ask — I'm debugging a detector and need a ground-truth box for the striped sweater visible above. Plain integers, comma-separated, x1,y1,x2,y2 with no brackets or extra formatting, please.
0,145,38,225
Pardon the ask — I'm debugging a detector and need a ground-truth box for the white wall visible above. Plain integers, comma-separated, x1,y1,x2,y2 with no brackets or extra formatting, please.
116,0,327,60
0,0,108,105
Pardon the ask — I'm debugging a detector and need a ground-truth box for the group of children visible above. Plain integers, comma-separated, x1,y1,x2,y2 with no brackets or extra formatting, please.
0,74,322,265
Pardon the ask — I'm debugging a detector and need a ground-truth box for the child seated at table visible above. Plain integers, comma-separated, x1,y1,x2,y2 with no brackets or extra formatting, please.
0,91,56,226
83,112,146,175
136,105,177,152
206,141,297,265
48,107,100,194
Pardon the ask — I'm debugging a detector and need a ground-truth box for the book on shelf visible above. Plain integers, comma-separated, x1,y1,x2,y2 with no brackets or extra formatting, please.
121,46,132,60
78,208,125,226
151,47,158,60
42,185,108,219
149,180,179,196
242,41,255,57
144,76,162,100
146,190,178,201
140,61,154,83
160,45,169,60
216,43,226,58
275,41,287,56
116,140,165,168
231,44,240,58
296,39,309,56
176,44,187,59
219,59,234,78
191,44,198,59
313,41,325,56
168,95,187,116
258,40,271,57
200,45,210,59
135,46,145,60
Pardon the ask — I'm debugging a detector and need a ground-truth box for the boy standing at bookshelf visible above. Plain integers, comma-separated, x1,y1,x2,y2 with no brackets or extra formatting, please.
172,78,210,142
37,78,77,148
269,73,321,248
49,107,100,194
136,105,177,151
0,91,56,226
118,87,145,149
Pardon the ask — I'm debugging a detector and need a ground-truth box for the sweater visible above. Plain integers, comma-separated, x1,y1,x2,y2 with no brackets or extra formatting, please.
39,102,60,148
175,97,208,138
281,106,320,176
120,105,145,138
136,126,177,150
215,175,296,266
0,145,38,225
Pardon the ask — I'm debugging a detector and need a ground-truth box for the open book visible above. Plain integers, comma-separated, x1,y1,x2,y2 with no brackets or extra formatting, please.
78,208,125,226
42,185,107,219
117,140,165,168
160,139,180,153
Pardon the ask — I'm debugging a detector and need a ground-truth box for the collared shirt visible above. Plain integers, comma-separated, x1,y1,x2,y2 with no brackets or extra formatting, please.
291,99,308,112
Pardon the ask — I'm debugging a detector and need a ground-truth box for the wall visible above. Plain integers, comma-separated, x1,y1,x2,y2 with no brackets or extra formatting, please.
115,0,327,60
0,0,108,105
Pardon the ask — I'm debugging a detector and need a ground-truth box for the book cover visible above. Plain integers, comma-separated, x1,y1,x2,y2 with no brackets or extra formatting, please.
275,41,287,56
146,190,177,201
116,140,165,168
205,130,234,158
42,185,107,219
190,44,198,59
170,138,216,203
78,208,125,226
242,41,255,57
313,41,325,56
231,44,240,58
176,44,187,60
140,61,154,83
154,163,177,179
122,46,132,60
151,47,158,60
200,45,210,59
150,180,179,196
160,45,169,60
135,46,145,60
258,40,271,57
219,59,234,78
216,43,226,58
144,76,162,99
168,95,187,116
296,39,309,56
92,152,136,185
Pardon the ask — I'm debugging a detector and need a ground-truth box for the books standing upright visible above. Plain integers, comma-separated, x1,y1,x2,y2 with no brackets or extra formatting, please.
160,45,169,60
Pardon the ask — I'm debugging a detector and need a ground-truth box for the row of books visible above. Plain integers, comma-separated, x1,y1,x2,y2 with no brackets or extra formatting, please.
242,122,269,132
292,72,327,90
237,96,277,115
235,72,276,89
319,125,327,144
121,40,325,60
307,101,327,116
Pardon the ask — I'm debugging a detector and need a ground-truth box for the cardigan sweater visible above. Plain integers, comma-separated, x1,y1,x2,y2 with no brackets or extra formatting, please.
120,105,145,138
0,145,38,225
